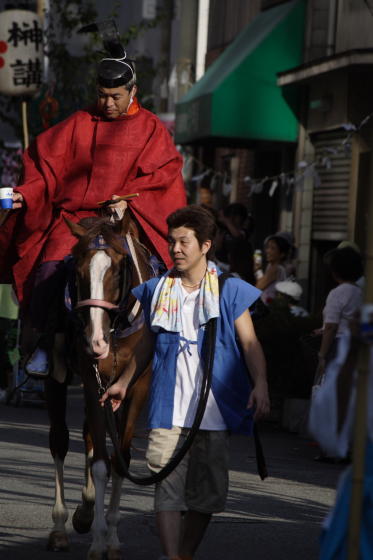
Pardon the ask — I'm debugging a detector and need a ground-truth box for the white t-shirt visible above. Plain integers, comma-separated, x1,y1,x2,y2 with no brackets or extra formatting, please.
323,282,363,337
172,286,227,430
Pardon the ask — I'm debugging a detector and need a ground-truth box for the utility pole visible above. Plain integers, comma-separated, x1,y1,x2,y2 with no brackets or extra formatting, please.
176,0,198,101
159,0,173,114
347,142,373,560
36,0,46,21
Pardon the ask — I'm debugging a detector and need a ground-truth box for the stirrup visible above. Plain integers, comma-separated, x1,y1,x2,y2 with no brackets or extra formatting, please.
25,347,49,379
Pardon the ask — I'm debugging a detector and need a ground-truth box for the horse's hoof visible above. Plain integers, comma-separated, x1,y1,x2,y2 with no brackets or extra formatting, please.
47,530,69,551
72,504,94,534
107,547,122,560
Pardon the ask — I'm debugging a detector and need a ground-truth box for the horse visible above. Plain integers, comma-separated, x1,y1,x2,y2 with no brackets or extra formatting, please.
44,212,153,559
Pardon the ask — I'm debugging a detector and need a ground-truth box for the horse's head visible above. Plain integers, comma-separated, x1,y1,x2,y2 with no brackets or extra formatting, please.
66,216,148,360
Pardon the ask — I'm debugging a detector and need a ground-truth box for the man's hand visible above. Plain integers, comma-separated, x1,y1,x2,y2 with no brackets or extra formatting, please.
12,192,24,210
110,194,128,219
247,380,270,420
99,326,154,412
99,380,128,412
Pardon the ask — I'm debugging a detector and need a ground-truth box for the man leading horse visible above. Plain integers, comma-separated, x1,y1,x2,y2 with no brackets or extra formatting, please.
0,29,186,376
100,205,270,560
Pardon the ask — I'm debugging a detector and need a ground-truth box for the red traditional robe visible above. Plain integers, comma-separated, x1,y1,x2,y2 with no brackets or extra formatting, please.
0,100,186,304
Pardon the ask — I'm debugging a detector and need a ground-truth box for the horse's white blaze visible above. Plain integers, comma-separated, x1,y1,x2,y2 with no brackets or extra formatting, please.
89,252,111,357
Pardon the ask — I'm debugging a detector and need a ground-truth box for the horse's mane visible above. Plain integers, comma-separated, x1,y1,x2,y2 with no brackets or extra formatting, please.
72,216,151,266
71,217,125,257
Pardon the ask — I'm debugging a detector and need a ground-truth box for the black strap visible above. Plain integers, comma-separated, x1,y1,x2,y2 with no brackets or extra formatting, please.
218,273,268,481
253,424,268,480
105,317,217,485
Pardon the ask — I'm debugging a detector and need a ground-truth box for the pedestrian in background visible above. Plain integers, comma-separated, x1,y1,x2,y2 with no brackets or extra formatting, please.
255,232,295,305
336,240,365,288
275,280,309,317
314,247,364,384
197,186,213,208
215,202,255,283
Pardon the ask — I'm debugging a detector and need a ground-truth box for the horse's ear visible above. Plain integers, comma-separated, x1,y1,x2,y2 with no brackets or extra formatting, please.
64,217,87,238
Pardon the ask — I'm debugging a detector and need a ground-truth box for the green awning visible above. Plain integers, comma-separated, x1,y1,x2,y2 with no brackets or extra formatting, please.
175,0,305,144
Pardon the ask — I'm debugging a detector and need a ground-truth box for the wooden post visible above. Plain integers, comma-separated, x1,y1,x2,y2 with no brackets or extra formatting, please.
23,0,46,151
347,343,370,560
21,100,29,150
36,0,46,20
347,142,373,559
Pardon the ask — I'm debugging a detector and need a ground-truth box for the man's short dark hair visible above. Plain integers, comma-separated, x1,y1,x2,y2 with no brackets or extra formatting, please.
327,247,364,282
167,205,217,259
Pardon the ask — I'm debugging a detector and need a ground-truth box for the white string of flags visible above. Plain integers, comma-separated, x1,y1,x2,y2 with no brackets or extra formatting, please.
179,110,373,198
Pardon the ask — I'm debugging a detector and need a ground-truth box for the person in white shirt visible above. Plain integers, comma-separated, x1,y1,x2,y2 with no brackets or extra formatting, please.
100,205,270,560
316,247,364,382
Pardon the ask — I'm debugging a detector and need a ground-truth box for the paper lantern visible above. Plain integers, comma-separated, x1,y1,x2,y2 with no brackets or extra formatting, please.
0,9,43,96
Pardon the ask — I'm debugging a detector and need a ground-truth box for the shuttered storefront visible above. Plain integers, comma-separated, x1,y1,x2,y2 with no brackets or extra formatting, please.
311,130,351,241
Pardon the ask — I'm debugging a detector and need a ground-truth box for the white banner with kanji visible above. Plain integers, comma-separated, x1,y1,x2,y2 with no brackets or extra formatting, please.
0,9,43,96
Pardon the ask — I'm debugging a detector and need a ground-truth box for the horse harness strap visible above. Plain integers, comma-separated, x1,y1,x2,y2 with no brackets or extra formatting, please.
73,230,148,389
74,232,143,325
75,299,119,312
125,233,142,323
94,363,111,395
114,311,145,339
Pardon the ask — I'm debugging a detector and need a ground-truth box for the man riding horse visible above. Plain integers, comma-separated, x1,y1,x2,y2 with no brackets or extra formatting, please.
0,25,186,376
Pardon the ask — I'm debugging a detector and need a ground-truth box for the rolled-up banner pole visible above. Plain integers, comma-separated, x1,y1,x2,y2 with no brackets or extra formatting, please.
347,341,369,560
21,100,29,150
347,153,373,558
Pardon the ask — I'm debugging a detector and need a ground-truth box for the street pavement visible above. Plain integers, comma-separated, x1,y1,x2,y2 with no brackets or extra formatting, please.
0,385,345,560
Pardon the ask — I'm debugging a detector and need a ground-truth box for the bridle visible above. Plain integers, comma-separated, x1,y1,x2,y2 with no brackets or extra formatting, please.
70,231,146,390
74,232,144,327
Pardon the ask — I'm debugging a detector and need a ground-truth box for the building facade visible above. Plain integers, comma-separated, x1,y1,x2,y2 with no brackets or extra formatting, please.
278,0,373,309
175,0,306,253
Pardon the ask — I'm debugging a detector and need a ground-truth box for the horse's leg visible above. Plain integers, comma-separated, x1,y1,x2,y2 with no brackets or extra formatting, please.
82,374,111,560
105,368,152,559
44,374,69,551
72,422,96,534
88,459,110,560
106,467,124,560
104,401,134,560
